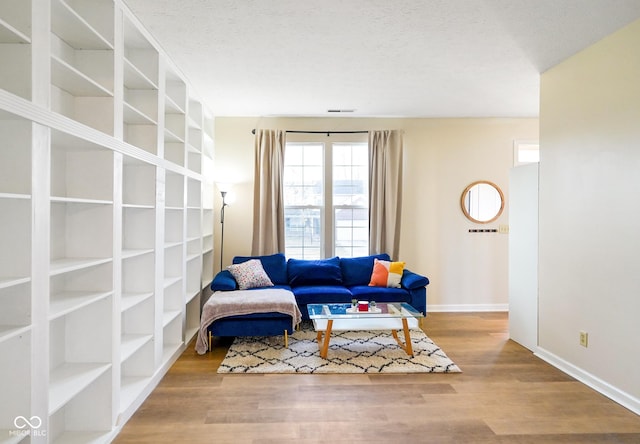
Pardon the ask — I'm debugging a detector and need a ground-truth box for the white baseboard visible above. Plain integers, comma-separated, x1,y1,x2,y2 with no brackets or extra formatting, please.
427,303,509,312
536,347,640,416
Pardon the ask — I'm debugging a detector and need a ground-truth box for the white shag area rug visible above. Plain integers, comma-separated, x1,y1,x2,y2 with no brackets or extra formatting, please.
217,323,461,374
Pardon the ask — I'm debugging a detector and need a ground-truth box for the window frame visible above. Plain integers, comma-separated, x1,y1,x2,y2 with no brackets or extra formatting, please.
283,135,369,259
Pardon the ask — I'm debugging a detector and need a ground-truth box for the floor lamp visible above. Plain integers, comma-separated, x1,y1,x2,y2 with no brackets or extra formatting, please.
219,188,229,271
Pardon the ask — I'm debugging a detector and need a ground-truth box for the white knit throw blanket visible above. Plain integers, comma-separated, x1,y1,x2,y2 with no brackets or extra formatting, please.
195,288,302,355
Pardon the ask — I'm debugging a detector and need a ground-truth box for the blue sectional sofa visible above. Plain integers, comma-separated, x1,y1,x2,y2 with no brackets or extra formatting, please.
209,253,429,332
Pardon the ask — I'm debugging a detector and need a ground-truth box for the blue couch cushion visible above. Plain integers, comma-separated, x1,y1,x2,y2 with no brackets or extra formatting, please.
209,312,295,337
292,285,352,305
210,270,237,291
287,257,342,287
232,253,288,285
339,254,391,286
210,269,292,292
348,285,411,303
401,270,430,290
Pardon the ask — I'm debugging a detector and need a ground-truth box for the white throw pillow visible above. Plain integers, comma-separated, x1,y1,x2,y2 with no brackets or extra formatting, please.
227,259,274,290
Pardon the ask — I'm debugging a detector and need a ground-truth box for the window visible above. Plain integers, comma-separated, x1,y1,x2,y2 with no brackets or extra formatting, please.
284,142,368,259
332,143,368,257
514,140,540,166
283,143,323,259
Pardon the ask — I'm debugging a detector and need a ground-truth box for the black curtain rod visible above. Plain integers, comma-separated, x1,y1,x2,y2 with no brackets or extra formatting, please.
251,129,368,136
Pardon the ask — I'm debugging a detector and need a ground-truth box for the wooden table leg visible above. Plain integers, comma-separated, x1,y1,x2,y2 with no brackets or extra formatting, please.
392,329,400,344
319,320,333,358
402,318,414,356
391,319,415,357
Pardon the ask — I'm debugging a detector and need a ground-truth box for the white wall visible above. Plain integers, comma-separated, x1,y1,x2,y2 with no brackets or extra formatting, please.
538,19,640,410
214,117,538,311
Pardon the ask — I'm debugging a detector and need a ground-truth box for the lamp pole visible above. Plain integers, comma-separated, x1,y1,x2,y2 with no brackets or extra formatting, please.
219,191,227,271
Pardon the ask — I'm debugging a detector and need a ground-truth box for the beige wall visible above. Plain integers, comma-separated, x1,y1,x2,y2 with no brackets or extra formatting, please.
538,19,640,408
214,116,538,310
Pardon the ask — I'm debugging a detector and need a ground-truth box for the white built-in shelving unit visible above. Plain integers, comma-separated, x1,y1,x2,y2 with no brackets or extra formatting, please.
50,0,115,134
201,115,215,292
163,67,187,167
122,13,158,154
0,1,215,442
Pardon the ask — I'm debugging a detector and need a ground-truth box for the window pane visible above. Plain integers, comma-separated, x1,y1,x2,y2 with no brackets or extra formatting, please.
352,146,368,165
514,140,539,166
332,143,368,257
284,208,322,259
333,144,368,207
333,146,350,165
333,165,350,181
302,166,323,205
335,245,369,258
284,144,324,207
284,144,324,259
305,146,323,166
285,144,303,165
284,166,303,184
518,146,540,163
334,208,368,257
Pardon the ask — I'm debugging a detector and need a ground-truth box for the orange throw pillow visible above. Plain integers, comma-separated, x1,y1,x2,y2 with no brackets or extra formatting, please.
368,259,405,288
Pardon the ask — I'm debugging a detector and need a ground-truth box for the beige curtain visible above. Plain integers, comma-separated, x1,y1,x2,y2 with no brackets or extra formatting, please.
251,129,286,255
369,130,404,259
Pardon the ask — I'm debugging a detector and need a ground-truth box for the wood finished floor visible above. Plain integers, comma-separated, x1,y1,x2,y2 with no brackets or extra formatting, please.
114,312,640,443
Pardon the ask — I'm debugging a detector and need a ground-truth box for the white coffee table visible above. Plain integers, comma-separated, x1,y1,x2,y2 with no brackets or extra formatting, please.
307,302,424,358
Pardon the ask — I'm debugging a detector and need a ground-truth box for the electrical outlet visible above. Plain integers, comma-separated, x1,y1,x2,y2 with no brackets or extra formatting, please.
579,331,588,347
498,224,509,234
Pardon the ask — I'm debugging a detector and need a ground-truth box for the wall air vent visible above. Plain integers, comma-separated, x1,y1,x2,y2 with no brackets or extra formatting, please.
327,109,356,113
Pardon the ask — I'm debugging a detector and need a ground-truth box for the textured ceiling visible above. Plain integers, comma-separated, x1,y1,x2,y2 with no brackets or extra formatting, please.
123,0,640,118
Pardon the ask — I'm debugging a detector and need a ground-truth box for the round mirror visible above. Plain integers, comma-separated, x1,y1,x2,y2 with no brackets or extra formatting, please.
460,181,504,224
